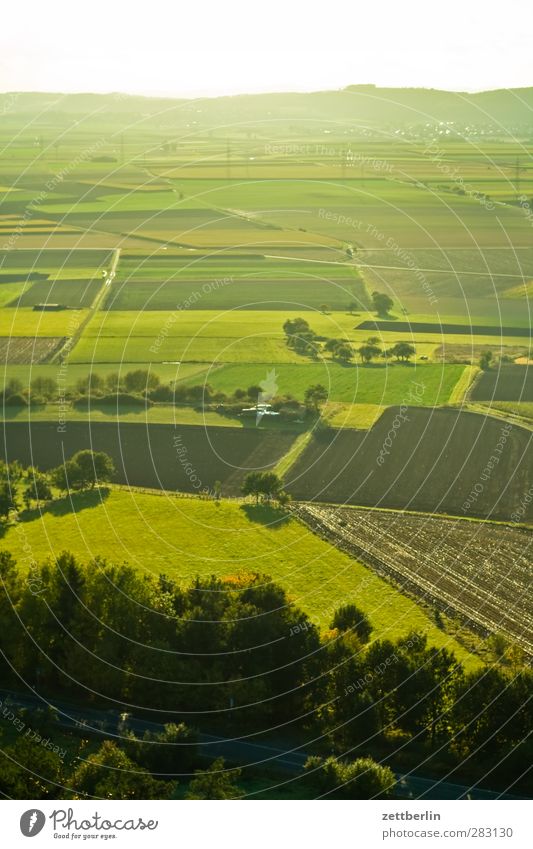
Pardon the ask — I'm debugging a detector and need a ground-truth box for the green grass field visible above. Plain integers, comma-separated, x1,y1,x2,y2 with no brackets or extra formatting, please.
1,402,243,428
0,307,90,337
191,362,467,405
1,488,477,665
0,361,210,392
70,306,525,365
106,253,368,312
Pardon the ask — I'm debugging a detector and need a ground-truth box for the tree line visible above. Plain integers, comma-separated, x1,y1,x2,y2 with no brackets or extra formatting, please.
283,318,415,364
0,553,529,799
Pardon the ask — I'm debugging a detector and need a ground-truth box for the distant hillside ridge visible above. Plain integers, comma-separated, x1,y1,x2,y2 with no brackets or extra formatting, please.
2,86,533,130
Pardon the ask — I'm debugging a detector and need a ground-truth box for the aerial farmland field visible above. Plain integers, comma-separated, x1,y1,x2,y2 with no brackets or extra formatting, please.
286,406,533,522
0,75,532,805
470,364,533,401
293,503,533,652
1,420,298,494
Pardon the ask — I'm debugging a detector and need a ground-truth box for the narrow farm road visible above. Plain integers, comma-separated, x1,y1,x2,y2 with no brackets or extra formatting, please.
0,688,526,800
50,247,121,364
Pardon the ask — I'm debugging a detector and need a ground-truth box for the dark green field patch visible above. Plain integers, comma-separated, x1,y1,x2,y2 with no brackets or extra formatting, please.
10,277,102,308
0,249,112,269
0,421,298,495
358,320,532,337
286,406,533,521
470,364,533,401
106,277,366,311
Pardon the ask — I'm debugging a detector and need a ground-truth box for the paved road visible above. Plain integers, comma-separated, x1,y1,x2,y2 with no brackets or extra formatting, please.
0,688,525,800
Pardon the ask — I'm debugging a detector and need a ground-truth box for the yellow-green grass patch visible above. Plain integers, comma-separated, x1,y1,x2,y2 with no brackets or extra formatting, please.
2,490,478,666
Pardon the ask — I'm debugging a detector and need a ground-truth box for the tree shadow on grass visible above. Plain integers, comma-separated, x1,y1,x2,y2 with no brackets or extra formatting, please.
240,503,290,529
18,487,111,523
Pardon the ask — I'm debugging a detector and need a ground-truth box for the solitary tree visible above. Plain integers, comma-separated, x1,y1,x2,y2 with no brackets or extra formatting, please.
70,741,174,800
76,372,105,395
124,369,160,393
51,450,115,492
371,291,394,316
23,472,52,509
282,317,311,342
320,303,329,314
304,384,328,412
105,372,123,392
71,450,115,489
50,459,80,494
282,318,318,357
335,344,354,363
331,604,372,643
479,351,493,371
30,376,57,399
242,471,283,504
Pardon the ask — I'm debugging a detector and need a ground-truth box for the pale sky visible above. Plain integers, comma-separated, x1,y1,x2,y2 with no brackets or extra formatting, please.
1,0,531,97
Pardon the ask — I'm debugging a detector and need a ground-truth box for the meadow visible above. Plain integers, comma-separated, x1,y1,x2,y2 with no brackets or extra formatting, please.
191,361,466,406
0,487,477,664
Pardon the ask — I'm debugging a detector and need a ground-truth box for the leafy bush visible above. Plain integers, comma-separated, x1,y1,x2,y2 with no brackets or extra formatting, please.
73,393,152,409
4,393,28,407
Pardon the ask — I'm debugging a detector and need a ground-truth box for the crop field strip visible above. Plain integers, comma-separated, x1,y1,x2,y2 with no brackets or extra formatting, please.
0,336,66,364
292,504,533,653
1,420,299,495
286,406,533,522
470,364,533,402
357,320,533,337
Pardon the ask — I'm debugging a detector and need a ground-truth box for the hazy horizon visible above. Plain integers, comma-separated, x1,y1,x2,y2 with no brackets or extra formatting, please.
2,0,532,99
2,82,533,100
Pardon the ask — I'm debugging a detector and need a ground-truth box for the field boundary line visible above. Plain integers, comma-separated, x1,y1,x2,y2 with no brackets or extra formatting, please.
274,428,314,478
465,401,533,433
290,498,532,530
48,248,121,364
448,364,480,404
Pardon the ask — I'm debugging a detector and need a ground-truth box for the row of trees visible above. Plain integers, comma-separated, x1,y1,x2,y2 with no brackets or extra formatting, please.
325,335,415,364
0,725,395,800
0,371,164,408
0,552,529,797
0,724,246,800
282,318,415,364
241,471,291,505
2,371,324,425
0,552,532,798
298,290,394,319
